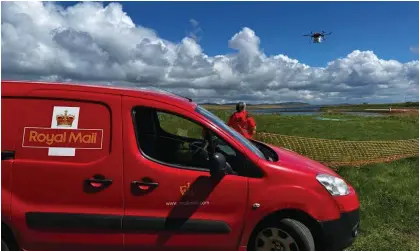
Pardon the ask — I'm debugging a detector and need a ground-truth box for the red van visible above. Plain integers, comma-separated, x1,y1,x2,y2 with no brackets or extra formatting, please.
1,80,360,251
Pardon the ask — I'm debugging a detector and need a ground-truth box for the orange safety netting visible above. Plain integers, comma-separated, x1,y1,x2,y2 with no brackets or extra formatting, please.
255,132,419,168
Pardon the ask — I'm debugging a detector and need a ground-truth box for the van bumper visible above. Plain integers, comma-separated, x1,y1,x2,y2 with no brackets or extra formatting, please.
319,208,360,251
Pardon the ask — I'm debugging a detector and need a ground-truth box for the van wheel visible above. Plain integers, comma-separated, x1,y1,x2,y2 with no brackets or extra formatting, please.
2,239,10,251
250,218,315,251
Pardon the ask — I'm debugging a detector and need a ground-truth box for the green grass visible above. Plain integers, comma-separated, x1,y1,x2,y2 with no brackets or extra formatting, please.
320,101,419,111
208,110,419,140
338,157,419,251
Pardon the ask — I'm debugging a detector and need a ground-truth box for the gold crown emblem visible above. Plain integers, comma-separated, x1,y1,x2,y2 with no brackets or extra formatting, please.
180,182,194,196
56,110,75,127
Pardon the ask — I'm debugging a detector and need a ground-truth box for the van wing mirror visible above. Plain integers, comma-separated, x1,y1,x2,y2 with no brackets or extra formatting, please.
209,152,228,178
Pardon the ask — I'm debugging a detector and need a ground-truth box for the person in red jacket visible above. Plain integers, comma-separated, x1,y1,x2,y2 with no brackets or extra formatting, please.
246,115,257,139
228,102,251,138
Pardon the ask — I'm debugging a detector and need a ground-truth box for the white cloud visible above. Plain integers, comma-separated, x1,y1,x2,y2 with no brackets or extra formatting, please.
411,45,419,54
2,1,419,104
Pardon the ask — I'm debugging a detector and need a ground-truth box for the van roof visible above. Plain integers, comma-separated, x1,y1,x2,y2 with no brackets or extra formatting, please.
1,80,197,110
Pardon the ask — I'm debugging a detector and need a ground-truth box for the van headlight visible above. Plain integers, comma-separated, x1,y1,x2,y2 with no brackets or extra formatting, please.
316,174,350,196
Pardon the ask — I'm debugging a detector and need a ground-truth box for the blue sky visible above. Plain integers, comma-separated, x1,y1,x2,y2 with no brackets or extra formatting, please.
2,1,419,104
60,1,419,67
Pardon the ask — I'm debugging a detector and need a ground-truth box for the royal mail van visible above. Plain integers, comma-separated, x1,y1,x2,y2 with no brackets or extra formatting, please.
2,80,360,251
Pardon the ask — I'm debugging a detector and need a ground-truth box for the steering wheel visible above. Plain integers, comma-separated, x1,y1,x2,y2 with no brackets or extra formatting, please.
190,140,209,158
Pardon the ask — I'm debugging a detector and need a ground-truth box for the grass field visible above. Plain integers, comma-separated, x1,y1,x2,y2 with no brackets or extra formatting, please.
339,157,419,251
163,109,419,250
320,101,419,111
207,110,419,140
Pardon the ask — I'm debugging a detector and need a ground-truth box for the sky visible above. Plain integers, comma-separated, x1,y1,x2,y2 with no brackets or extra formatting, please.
2,1,419,104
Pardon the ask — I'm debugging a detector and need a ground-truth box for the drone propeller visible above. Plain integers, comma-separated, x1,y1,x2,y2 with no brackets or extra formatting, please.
303,31,316,37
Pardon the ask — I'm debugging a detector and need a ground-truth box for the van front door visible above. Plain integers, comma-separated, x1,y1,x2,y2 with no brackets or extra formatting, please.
122,96,249,251
10,91,124,251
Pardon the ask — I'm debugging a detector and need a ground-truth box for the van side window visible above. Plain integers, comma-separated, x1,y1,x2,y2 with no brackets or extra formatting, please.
157,111,203,139
132,107,243,173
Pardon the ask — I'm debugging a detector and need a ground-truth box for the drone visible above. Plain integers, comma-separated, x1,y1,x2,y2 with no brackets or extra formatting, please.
303,31,332,43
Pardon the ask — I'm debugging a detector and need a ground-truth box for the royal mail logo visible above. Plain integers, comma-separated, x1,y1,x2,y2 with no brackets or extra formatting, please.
21,106,105,156
180,182,194,196
56,110,76,127
22,128,103,149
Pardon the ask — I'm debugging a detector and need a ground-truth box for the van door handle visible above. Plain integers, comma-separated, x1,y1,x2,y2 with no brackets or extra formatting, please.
132,180,159,190
86,177,113,188
1,151,15,161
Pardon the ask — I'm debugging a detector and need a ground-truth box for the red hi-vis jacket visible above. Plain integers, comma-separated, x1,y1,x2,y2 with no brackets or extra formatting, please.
246,116,256,139
228,111,250,138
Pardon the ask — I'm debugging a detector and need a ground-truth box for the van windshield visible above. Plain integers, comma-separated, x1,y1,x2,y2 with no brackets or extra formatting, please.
196,105,266,159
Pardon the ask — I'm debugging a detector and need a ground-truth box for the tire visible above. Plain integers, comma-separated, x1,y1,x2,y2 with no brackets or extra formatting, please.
2,239,10,251
248,218,315,251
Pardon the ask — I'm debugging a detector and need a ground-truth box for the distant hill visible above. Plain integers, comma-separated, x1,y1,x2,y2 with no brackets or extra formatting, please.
199,102,221,106
323,102,419,108
199,101,419,109
198,102,311,107
276,102,311,106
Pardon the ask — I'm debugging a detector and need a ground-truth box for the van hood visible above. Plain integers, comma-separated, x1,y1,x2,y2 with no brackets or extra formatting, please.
268,144,339,176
